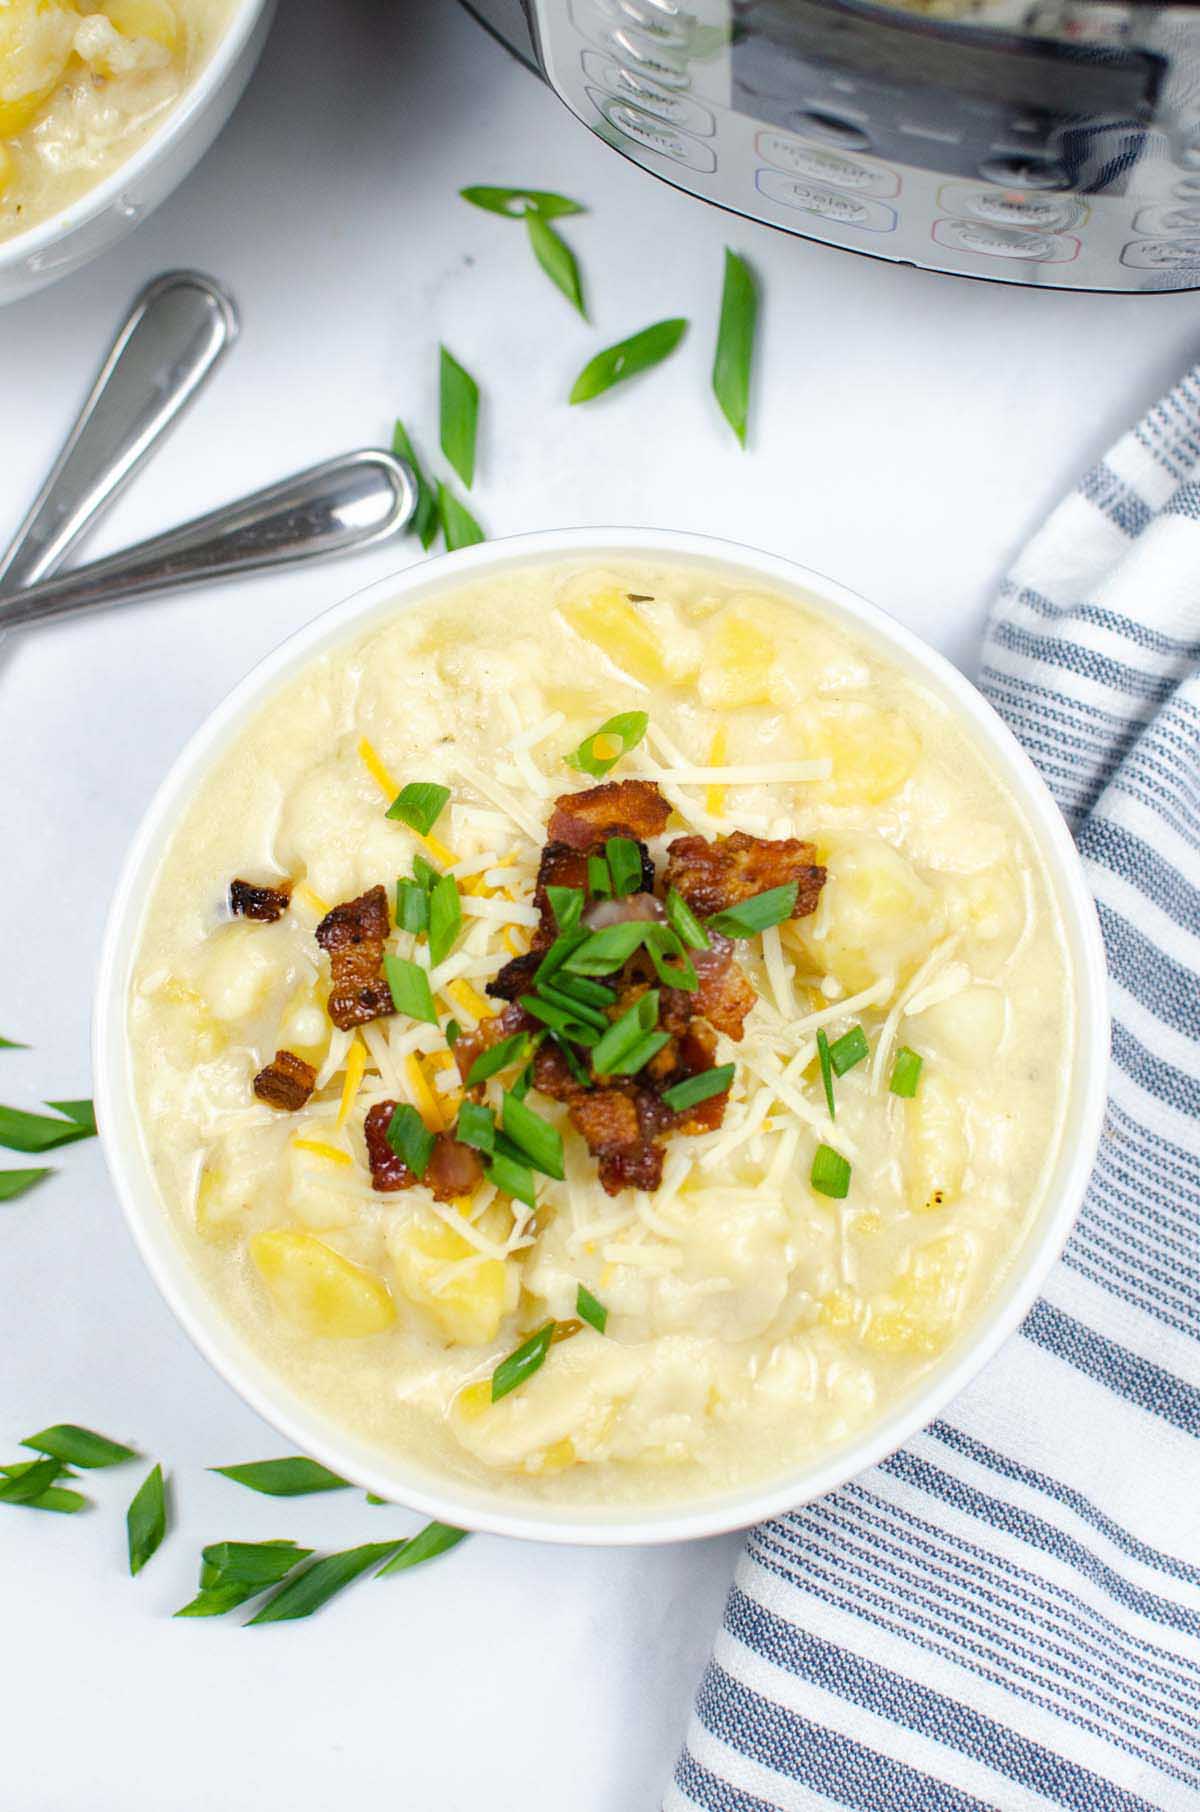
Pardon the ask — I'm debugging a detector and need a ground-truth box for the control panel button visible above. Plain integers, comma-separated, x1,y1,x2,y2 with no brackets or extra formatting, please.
608,24,690,87
756,168,896,232
1120,237,1200,270
755,130,899,198
610,0,690,47
978,154,1071,191
932,218,1080,262
1133,202,1200,236
581,50,715,134
788,109,872,152
938,182,1082,231
588,90,716,171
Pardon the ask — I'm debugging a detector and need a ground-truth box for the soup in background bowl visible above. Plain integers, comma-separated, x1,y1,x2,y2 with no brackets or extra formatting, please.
95,531,1109,1543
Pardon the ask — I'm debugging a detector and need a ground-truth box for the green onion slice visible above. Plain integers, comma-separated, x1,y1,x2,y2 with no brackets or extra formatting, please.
439,345,479,488
484,1149,537,1209
520,994,601,1046
811,1144,852,1200
546,885,584,931
534,981,609,1031
605,1030,671,1077
565,710,649,779
817,1028,836,1120
0,1460,86,1514
456,1101,495,1154
383,954,438,1025
428,874,462,968
413,855,439,891
586,856,611,901
387,1104,435,1179
247,1541,402,1626
0,1168,51,1201
605,837,643,899
712,248,757,448
550,972,615,1008
0,1035,27,1049
534,926,588,986
391,418,439,550
527,213,586,317
491,1321,555,1402
376,1521,470,1576
465,1029,533,1088
438,483,486,550
890,1047,924,1098
445,1018,462,1049
644,924,698,993
0,1457,64,1505
0,1102,95,1154
126,1463,167,1576
829,1025,869,1077
576,1284,608,1334
707,883,798,938
502,1091,565,1180
212,1457,351,1497
386,781,450,836
396,878,430,934
661,1064,735,1112
569,317,688,405
22,1424,136,1468
562,921,649,976
592,991,659,1076
551,1035,593,1089
459,185,584,219
665,886,710,950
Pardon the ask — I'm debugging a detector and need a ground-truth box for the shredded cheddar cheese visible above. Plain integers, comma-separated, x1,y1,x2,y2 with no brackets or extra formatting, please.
705,724,728,818
405,1052,445,1131
292,1138,353,1167
336,1037,367,1128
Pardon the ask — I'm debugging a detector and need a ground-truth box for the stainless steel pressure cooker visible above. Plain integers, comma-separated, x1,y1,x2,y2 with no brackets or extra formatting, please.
461,0,1200,291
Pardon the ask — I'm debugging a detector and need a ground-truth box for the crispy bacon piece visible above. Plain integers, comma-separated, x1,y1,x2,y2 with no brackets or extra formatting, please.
659,931,756,1043
364,1101,484,1201
454,999,534,1086
531,1038,581,1102
568,1087,668,1196
230,878,292,923
253,1049,316,1111
529,837,656,947
486,951,541,1003
548,780,670,851
315,885,395,1030
664,831,825,921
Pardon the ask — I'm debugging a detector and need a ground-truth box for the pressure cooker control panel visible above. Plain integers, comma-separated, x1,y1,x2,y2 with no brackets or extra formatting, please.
530,0,1200,291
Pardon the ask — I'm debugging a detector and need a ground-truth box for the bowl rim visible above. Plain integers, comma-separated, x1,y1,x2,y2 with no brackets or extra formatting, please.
93,527,1111,1546
0,0,271,272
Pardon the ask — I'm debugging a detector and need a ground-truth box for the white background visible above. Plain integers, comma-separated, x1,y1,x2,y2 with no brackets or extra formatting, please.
1,3,1197,1807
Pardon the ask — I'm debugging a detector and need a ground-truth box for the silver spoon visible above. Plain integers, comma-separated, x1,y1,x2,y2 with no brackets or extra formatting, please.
0,269,238,594
0,449,417,633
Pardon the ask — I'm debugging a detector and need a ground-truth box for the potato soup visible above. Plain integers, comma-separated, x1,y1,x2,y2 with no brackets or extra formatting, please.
127,564,1072,1506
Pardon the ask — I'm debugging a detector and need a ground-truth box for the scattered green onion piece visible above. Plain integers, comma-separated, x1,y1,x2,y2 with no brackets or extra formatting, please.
386,1104,435,1179
520,994,601,1046
391,418,439,549
526,213,586,317
546,885,584,931
565,709,650,779
438,484,485,551
550,972,615,1008
383,954,438,1025
707,883,799,938
456,1102,495,1154
0,1461,86,1514
534,926,588,985
661,1064,735,1113
445,1018,462,1049
665,886,710,951
459,185,584,220
484,1149,537,1209
247,1541,402,1626
439,345,479,489
562,921,649,975
0,1035,27,1049
465,1029,532,1088
45,1099,96,1134
396,878,429,934
0,1168,51,1201
568,317,688,404
644,924,698,993
587,854,612,899
386,781,451,837
212,1457,351,1497
576,1284,608,1335
412,855,439,891
0,1457,64,1504
510,1063,533,1102
712,248,758,447
534,981,609,1031
551,1035,593,1089
491,1321,555,1402
0,1102,95,1154
428,873,462,967
890,1047,924,1098
606,1031,671,1077
376,1521,470,1576
817,1028,836,1120
177,1540,312,1615
811,1144,852,1200
605,837,643,899
502,1091,565,1180
592,992,659,1076
829,1025,869,1077
126,1463,166,1576
21,1424,136,1468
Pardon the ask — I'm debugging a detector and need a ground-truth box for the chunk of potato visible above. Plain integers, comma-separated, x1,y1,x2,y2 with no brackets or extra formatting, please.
390,1208,510,1347
276,977,332,1069
0,2,77,137
560,585,667,686
285,1142,357,1231
903,1071,968,1214
698,605,776,709
154,977,226,1061
799,833,938,992
814,701,921,805
251,1229,395,1337
197,922,286,1024
864,1234,971,1356
102,0,178,49
908,984,1004,1067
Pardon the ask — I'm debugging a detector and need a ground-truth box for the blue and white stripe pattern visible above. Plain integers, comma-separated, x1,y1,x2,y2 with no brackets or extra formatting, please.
668,371,1200,1811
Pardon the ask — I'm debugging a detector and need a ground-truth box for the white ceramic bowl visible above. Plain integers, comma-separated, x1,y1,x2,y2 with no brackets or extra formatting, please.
0,0,275,306
94,529,1110,1545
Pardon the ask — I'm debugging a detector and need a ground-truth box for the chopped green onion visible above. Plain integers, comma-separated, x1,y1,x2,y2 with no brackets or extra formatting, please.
21,1424,136,1468
387,1104,435,1179
396,878,429,934
644,924,698,992
0,1102,95,1154
212,1457,350,1497
890,1047,924,1098
550,972,615,1008
707,883,798,938
712,248,758,447
445,1018,462,1049
534,926,588,985
661,1064,735,1113
428,874,462,967
0,1460,86,1514
459,185,584,220
386,781,450,837
502,1091,565,1180
0,1168,51,1201
0,1035,27,1049
605,1030,671,1077
576,1284,608,1335
376,1521,470,1576
817,1028,836,1120
45,1099,96,1134
565,710,649,779
665,886,710,951
438,483,485,550
439,345,479,488
491,1321,555,1402
510,1062,533,1102
383,954,438,1025
587,854,612,899
569,317,688,404
592,991,659,1076
247,1541,401,1626
412,855,439,891
465,1029,532,1088
527,213,586,317
391,418,439,549
546,885,584,931
829,1025,869,1076
456,1102,495,1154
605,837,643,899
126,1463,166,1576
811,1144,851,1200
551,1035,593,1089
534,981,609,1031
484,1149,537,1209
176,1539,312,1616
520,994,601,1046
0,1457,64,1505
562,921,649,975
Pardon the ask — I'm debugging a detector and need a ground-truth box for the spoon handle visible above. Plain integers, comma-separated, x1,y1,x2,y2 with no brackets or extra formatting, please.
0,451,417,633
0,270,237,594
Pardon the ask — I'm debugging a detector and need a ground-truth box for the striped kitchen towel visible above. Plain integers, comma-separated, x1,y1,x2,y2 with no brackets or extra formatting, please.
667,370,1200,1811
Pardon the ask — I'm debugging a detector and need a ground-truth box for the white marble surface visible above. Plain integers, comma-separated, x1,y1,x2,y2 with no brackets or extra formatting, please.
1,4,1197,1808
